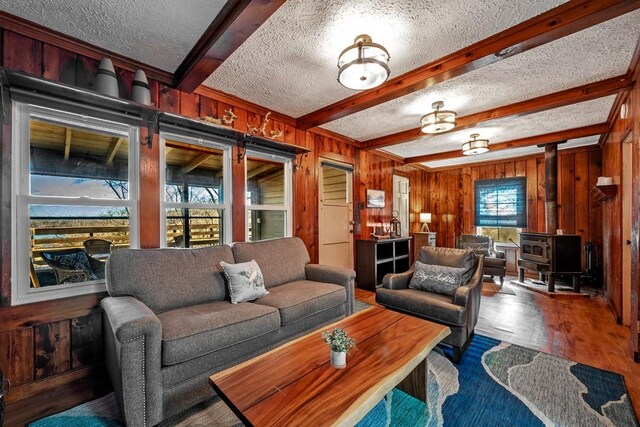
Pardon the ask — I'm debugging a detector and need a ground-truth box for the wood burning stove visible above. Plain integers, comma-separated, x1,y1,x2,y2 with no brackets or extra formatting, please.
518,232,582,292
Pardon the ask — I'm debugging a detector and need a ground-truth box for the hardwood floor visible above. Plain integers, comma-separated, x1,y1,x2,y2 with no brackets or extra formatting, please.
355,280,640,417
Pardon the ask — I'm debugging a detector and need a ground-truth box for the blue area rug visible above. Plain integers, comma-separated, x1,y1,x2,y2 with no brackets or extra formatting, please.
31,335,638,427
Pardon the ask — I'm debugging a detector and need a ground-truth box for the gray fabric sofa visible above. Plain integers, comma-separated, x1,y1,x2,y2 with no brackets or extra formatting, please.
101,237,355,426
375,247,484,363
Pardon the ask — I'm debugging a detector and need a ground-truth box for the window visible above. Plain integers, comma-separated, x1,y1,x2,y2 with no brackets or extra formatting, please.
12,103,138,305
160,134,232,247
477,227,520,244
474,177,527,228
246,153,292,241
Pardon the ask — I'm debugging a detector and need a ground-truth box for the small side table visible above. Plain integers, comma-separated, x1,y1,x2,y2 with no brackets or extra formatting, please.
412,232,437,262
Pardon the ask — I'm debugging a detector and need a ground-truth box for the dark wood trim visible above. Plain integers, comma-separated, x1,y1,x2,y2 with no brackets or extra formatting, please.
628,37,640,82
364,76,632,150
0,11,173,84
370,149,405,164
297,0,640,129
175,0,286,92
195,85,296,127
406,123,610,164
427,144,601,172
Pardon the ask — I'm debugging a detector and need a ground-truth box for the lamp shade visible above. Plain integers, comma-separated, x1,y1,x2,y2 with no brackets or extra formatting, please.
337,34,390,90
419,213,432,223
462,133,490,156
421,101,456,134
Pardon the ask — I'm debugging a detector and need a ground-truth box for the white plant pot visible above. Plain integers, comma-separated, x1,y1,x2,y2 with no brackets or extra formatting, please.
330,350,346,369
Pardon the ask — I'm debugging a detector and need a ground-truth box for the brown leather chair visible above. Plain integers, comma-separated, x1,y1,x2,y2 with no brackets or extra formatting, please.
457,235,506,285
376,247,484,363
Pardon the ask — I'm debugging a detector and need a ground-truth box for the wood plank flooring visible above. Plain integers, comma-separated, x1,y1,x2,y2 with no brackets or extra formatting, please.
356,280,640,417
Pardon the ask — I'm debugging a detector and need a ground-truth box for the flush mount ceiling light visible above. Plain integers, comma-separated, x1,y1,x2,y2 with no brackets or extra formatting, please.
462,133,490,156
337,34,390,90
420,101,457,134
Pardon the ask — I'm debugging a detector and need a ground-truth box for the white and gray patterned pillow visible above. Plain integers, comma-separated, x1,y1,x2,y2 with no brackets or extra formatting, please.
220,260,268,304
461,241,491,256
409,261,467,296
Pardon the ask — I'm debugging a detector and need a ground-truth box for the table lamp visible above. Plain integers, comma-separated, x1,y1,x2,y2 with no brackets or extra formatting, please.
420,213,432,232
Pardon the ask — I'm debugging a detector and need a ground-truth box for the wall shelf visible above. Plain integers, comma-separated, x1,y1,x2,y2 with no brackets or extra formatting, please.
590,184,617,201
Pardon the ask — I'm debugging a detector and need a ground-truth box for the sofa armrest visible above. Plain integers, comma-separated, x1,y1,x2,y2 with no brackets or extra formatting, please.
305,264,356,315
101,296,163,426
381,268,414,290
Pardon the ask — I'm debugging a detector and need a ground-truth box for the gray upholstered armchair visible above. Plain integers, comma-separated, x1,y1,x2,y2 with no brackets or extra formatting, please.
375,247,484,362
457,234,506,285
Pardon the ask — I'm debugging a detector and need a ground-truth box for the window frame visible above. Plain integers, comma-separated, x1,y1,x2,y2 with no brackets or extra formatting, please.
159,132,233,247
245,150,293,241
11,102,140,305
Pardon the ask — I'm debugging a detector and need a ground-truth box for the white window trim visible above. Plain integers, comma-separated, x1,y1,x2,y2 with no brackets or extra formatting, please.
159,132,232,247
11,102,140,305
245,150,293,242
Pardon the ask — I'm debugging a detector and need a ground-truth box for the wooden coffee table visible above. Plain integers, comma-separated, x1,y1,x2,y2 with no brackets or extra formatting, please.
209,306,450,426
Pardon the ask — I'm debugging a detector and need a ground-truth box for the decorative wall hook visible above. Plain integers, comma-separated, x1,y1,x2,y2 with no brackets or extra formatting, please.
247,111,283,139
294,152,309,172
199,108,237,127
142,110,160,149
237,137,248,163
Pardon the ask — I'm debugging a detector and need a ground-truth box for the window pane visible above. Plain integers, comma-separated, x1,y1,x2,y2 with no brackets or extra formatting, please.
166,208,224,247
29,204,130,288
246,157,285,206
165,142,224,204
322,165,347,203
30,117,129,199
248,210,285,241
478,227,519,243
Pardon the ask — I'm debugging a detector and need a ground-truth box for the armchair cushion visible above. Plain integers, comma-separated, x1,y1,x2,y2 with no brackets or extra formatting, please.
157,301,279,366
253,280,346,326
41,249,99,282
376,288,466,326
459,241,491,256
409,261,467,296
484,257,506,269
418,247,477,285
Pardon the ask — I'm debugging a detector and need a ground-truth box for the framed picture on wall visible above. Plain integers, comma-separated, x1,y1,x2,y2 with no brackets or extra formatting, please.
366,189,385,208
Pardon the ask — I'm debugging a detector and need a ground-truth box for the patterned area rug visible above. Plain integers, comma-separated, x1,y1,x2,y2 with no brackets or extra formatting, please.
30,335,637,427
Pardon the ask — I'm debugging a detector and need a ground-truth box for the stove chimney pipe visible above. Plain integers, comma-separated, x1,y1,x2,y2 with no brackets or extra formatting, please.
544,142,561,234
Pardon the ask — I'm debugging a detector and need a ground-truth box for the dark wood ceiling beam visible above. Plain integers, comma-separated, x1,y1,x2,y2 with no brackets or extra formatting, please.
363,75,632,150
404,123,609,164
175,0,286,93
297,0,639,129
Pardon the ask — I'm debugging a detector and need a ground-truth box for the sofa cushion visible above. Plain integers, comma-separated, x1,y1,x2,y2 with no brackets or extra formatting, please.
409,261,466,296
157,301,280,366
220,260,268,303
418,246,477,285
106,246,235,313
376,287,466,326
231,237,310,288
252,280,346,325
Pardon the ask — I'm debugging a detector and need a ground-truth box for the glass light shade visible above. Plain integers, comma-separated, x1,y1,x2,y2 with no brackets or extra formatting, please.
420,101,457,134
419,212,432,223
462,134,490,156
337,35,390,90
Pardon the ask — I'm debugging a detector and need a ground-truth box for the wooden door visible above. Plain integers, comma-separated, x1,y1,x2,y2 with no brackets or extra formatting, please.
622,135,633,325
319,161,354,269
393,175,410,237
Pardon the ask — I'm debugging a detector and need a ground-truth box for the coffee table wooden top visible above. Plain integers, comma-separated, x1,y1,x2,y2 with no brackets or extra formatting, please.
209,306,450,427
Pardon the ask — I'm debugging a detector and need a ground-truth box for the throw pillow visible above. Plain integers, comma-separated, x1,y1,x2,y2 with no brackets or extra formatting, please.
409,261,467,296
220,260,268,304
461,241,491,256
45,251,98,283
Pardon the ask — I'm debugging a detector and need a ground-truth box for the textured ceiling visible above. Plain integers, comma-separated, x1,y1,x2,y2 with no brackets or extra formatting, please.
421,135,600,169
204,0,564,117
324,10,640,141
383,95,615,158
0,0,228,72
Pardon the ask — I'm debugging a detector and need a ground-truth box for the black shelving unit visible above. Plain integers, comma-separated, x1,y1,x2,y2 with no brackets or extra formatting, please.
356,237,412,291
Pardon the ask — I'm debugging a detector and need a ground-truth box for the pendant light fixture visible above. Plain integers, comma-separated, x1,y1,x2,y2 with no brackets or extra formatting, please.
337,34,390,90
420,101,457,134
462,133,490,156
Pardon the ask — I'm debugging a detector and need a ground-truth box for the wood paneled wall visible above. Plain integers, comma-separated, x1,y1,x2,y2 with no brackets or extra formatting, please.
601,79,640,359
409,150,603,265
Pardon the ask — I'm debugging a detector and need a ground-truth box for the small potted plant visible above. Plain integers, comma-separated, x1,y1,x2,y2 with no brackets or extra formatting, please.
322,328,356,369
